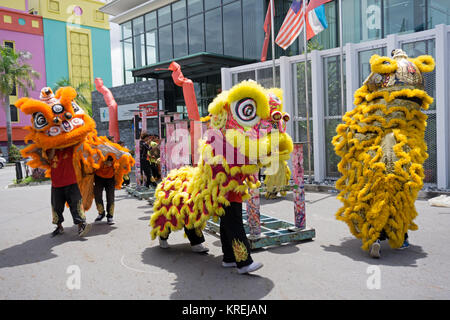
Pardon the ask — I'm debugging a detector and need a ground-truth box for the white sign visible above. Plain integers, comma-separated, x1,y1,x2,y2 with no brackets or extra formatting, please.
100,100,161,122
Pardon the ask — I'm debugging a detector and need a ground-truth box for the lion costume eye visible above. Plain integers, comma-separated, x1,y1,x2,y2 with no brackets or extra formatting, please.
231,98,260,127
52,104,64,114
33,112,48,130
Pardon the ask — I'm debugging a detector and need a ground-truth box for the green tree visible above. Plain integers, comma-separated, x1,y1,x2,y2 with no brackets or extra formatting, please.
0,46,39,156
8,144,22,162
53,77,93,116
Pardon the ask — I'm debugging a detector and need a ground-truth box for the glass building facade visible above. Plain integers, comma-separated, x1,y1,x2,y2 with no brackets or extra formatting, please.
117,0,449,183
120,0,450,84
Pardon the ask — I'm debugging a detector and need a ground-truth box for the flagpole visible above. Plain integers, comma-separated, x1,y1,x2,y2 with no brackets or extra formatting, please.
339,0,345,117
270,0,276,87
303,0,312,184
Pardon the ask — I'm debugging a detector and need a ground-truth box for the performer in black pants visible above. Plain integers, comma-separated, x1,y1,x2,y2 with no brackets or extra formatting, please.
51,183,86,228
219,201,262,273
139,132,152,188
159,227,209,253
94,156,116,225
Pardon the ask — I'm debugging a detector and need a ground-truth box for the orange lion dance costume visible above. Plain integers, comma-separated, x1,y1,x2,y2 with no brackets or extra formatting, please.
15,86,135,212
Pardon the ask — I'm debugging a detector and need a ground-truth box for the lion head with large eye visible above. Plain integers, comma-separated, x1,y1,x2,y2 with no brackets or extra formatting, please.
207,80,293,167
15,87,96,150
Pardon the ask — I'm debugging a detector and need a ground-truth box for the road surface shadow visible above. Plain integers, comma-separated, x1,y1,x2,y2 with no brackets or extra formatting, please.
141,245,274,300
321,237,427,267
0,225,115,269
209,239,301,255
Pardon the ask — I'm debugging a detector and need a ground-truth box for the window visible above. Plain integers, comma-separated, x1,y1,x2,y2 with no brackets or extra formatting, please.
173,20,188,58
223,1,242,57
123,38,134,84
243,0,264,60
134,33,146,68
158,6,171,26
146,31,157,64
133,16,145,35
10,105,19,123
384,0,426,36
4,41,14,49
122,21,132,39
188,14,204,54
205,8,223,54
188,0,203,16
145,12,157,30
158,24,173,61
323,55,346,178
428,0,450,28
205,0,222,10
358,47,386,83
342,0,382,45
172,0,186,21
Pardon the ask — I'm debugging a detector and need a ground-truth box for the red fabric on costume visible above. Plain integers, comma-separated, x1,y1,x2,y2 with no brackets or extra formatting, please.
227,191,242,203
50,147,77,187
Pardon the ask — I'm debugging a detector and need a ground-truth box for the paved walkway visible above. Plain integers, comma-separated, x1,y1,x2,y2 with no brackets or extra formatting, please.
0,166,449,299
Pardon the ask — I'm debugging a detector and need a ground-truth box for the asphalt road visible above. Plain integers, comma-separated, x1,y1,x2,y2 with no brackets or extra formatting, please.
0,165,449,300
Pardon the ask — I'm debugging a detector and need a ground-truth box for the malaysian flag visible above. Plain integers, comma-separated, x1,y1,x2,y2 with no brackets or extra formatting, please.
275,0,305,50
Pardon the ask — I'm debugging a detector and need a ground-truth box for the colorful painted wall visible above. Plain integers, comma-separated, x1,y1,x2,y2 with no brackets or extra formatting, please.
31,0,112,88
0,8,47,146
0,0,112,150
43,18,112,89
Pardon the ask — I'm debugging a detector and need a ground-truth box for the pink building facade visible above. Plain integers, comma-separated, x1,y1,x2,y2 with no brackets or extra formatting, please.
0,8,46,151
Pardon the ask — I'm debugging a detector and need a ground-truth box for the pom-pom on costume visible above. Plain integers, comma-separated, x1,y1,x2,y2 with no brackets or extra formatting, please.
15,87,135,216
332,49,435,251
150,80,293,268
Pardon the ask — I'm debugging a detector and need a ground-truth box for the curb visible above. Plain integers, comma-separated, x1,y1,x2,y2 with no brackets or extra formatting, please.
7,180,51,188
303,183,450,200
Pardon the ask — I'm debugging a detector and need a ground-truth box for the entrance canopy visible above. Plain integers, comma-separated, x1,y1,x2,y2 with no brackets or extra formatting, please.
131,52,255,79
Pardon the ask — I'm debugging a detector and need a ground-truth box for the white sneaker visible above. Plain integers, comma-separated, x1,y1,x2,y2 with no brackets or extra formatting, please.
107,217,115,225
237,262,263,274
370,240,381,259
191,243,209,253
159,238,170,249
222,261,237,268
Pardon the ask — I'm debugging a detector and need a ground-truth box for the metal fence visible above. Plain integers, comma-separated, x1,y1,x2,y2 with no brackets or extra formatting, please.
222,24,450,189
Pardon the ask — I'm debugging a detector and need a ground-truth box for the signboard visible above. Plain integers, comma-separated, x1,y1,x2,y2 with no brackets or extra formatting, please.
100,100,161,122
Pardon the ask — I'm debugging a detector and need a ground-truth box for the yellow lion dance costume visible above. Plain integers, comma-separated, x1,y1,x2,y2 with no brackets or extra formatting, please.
150,80,293,240
332,49,435,251
15,86,135,212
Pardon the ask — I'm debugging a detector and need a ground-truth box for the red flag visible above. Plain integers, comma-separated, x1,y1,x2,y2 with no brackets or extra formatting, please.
261,0,274,62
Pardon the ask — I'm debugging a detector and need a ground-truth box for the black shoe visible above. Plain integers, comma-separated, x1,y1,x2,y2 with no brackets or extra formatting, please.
78,222,92,237
95,213,105,222
51,225,64,237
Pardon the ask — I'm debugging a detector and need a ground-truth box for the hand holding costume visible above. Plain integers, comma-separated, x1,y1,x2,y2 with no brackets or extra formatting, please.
332,49,435,251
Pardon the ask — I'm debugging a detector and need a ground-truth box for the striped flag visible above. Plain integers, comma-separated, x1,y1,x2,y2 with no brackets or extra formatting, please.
306,4,329,40
275,0,305,50
275,0,331,50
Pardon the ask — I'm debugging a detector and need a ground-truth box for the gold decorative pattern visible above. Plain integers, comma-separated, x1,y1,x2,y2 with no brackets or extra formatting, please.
232,239,248,263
